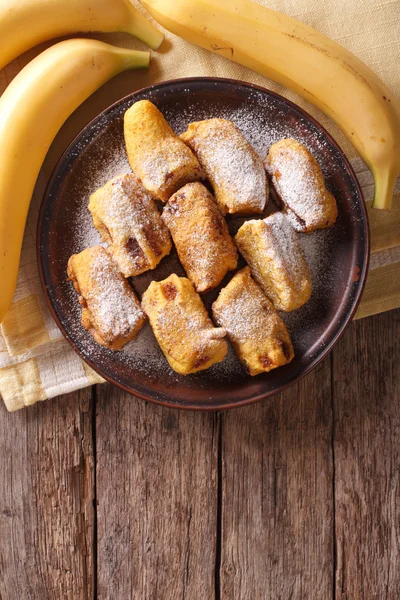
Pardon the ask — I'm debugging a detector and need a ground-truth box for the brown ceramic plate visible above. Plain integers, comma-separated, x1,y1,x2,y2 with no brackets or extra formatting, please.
37,77,369,410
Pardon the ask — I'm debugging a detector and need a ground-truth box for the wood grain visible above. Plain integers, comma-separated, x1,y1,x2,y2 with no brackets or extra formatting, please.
0,390,94,600
333,308,400,599
95,385,218,600
220,360,334,600
1,310,399,599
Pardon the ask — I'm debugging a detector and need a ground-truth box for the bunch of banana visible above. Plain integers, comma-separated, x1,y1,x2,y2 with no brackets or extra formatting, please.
0,39,150,322
141,0,400,211
0,0,163,70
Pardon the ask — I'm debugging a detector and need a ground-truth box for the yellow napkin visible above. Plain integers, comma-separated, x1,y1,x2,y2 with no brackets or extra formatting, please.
1,0,399,411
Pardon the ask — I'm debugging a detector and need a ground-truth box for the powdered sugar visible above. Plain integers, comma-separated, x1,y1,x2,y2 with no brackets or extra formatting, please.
69,143,131,253
181,119,267,213
89,173,171,277
141,152,170,189
212,267,293,375
235,212,311,312
92,174,155,234
64,99,336,376
42,81,362,401
282,226,338,355
265,212,308,283
162,182,237,292
216,283,272,342
265,138,337,231
87,250,144,339
124,101,204,200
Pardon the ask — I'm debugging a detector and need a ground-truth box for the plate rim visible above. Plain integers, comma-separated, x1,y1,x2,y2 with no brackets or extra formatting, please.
37,76,370,411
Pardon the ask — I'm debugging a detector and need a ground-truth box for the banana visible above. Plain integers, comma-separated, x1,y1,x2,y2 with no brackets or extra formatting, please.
0,38,150,323
141,0,400,211
0,0,163,69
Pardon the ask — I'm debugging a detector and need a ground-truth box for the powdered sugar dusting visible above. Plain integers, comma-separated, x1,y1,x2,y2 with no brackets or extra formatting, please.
68,138,131,254
141,152,170,189
235,211,312,312
92,175,156,240
216,281,274,343
181,119,267,213
265,212,309,285
87,250,144,339
265,139,337,231
162,182,237,291
89,174,171,277
281,225,339,355
63,96,339,376
41,81,365,402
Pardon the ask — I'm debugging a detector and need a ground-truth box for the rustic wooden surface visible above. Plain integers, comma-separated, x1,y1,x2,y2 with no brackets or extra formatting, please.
1,309,399,599
220,359,334,599
0,390,94,600
95,385,218,599
333,310,400,598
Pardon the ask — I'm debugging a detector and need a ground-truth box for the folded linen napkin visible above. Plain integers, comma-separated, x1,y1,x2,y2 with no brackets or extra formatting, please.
1,0,399,411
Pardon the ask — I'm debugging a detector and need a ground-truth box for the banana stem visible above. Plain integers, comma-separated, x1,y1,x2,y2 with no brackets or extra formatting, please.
124,1,164,50
372,166,399,210
117,48,151,70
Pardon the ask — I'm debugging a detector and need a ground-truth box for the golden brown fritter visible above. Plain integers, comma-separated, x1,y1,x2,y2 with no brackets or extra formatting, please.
162,182,238,292
212,267,294,376
180,118,268,215
265,138,337,232
89,174,171,277
235,212,312,311
124,100,204,202
67,246,145,350
141,273,228,375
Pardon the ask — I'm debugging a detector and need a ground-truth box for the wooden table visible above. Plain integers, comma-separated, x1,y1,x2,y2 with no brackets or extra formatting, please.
1,308,399,599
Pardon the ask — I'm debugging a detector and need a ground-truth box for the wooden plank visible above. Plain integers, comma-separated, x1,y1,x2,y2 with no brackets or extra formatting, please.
220,360,334,600
333,309,400,598
0,390,94,600
95,385,218,600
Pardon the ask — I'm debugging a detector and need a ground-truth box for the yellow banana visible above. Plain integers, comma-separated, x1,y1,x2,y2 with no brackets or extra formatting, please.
141,0,400,210
0,0,163,69
0,38,150,323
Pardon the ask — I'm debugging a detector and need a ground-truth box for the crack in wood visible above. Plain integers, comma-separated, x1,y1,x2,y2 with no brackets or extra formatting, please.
92,385,98,600
215,413,223,600
182,506,192,599
331,352,337,600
